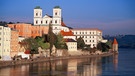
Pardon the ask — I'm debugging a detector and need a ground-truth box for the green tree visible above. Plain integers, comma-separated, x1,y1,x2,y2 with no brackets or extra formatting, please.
21,37,39,54
54,33,67,49
97,42,110,52
35,36,50,49
77,37,85,49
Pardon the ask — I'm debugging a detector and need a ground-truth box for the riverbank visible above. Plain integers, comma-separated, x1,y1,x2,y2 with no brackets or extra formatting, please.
0,52,113,68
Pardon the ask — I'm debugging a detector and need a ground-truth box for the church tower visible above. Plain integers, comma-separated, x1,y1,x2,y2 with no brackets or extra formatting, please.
53,6,61,25
34,6,42,25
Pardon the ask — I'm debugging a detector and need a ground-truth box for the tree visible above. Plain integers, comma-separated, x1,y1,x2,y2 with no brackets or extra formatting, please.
35,36,50,49
21,37,39,54
48,24,57,56
97,42,110,52
54,33,67,49
77,37,85,49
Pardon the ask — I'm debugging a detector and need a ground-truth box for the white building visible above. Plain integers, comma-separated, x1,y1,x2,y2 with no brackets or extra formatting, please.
0,26,11,60
71,28,105,48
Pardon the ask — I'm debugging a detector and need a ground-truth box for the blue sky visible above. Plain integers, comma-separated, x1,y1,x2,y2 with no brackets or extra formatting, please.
0,0,135,35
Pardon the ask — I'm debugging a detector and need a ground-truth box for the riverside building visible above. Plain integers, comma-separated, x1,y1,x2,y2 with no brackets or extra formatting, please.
0,26,11,60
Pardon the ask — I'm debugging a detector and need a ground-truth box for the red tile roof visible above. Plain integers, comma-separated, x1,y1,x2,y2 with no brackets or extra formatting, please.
60,30,74,36
61,22,66,26
113,38,118,44
24,50,30,54
64,38,76,42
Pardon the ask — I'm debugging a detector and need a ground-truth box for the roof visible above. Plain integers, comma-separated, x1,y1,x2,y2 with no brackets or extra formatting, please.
60,30,74,36
61,22,66,26
54,6,61,9
113,38,118,44
24,50,30,54
34,6,42,9
72,28,102,32
64,38,76,42
46,14,53,18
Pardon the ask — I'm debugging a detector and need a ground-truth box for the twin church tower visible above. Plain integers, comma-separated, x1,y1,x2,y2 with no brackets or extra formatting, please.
34,6,62,25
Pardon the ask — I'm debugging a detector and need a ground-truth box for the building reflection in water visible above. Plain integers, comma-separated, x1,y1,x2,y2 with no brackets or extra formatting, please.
113,54,118,72
0,56,115,76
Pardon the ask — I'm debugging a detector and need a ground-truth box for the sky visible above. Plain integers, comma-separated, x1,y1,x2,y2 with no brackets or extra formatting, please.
0,0,135,35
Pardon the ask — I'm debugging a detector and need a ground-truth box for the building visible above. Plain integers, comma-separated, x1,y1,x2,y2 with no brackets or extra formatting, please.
0,26,11,60
34,6,69,35
31,25,49,38
10,29,19,57
71,28,103,48
7,23,31,38
7,23,49,38
33,6,107,49
112,38,118,53
64,39,77,51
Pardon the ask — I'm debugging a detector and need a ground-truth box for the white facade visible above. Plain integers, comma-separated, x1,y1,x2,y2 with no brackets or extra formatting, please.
34,6,61,26
72,28,103,48
0,26,11,60
34,6,65,35
66,42,77,51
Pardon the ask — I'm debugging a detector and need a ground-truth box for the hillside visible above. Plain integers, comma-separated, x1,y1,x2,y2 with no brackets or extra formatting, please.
104,35,135,49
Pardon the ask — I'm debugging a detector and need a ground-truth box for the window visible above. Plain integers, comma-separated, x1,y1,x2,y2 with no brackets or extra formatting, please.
85,32,87,34
90,32,91,34
80,32,81,34
55,12,57,15
41,21,42,24
50,20,52,23
76,32,77,34
93,40,94,42
36,21,38,24
93,36,94,38
36,13,38,16
55,27,57,29
85,36,87,38
55,20,57,23
85,40,87,42
90,40,91,42
93,44,95,47
46,21,47,24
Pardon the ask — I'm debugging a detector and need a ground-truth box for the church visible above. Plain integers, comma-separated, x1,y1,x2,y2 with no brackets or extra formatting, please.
33,6,107,50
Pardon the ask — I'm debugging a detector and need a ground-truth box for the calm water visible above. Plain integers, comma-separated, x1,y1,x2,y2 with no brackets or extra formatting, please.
0,48,135,76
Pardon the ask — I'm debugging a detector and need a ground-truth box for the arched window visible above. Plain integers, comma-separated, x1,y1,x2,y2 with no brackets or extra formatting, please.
55,12,57,15
36,13,38,16
36,20,38,24
55,20,57,23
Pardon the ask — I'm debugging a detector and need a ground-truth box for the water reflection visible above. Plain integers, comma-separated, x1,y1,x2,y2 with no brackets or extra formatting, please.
0,56,116,76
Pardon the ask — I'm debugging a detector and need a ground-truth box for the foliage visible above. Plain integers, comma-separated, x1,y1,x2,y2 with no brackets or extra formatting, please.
21,37,39,54
54,33,67,49
35,36,50,49
97,42,110,52
77,37,85,49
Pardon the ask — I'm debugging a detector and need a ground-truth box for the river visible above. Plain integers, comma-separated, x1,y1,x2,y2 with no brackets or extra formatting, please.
0,48,135,76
